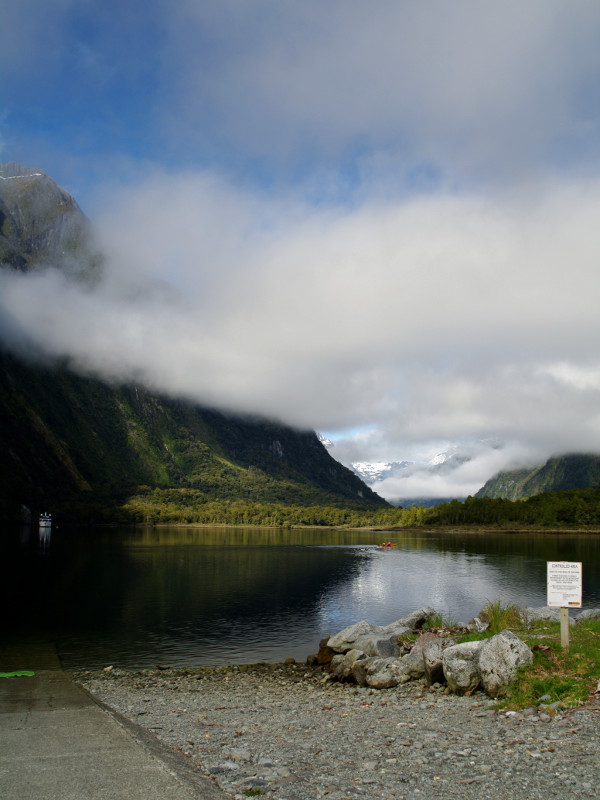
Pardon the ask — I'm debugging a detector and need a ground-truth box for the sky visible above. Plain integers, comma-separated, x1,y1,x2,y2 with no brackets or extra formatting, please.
2,1,600,502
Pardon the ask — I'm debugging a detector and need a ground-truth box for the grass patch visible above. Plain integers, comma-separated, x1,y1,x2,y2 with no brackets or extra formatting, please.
488,615,600,709
483,598,523,634
402,599,599,710
422,612,459,630
449,600,600,709
242,789,265,797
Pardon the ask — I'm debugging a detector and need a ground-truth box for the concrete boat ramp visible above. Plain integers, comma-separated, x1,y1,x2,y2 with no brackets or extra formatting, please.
0,643,229,800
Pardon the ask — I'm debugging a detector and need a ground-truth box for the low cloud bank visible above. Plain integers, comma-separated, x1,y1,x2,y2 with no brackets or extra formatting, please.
2,171,600,495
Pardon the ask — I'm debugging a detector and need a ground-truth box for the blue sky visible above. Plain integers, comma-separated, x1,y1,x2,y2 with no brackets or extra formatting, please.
3,1,600,500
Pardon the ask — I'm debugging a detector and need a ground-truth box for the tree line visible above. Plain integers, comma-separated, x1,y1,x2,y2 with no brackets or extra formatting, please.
116,487,600,528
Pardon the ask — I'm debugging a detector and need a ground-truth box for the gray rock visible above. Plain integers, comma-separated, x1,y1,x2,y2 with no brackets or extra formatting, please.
422,636,457,685
442,640,483,695
350,656,372,687
224,748,252,761
574,608,600,623
402,632,439,679
402,631,455,681
468,615,490,632
330,648,367,681
478,630,533,698
521,607,575,625
328,607,437,657
351,656,406,689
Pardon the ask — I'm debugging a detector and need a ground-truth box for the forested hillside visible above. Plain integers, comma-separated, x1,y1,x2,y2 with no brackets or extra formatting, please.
0,345,386,523
0,164,386,523
476,454,600,500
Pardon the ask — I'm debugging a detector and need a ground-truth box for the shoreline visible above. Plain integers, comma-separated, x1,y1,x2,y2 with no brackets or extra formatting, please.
75,662,600,800
35,520,600,534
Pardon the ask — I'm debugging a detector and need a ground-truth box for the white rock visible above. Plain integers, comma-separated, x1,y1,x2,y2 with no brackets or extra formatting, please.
442,641,483,695
478,630,533,698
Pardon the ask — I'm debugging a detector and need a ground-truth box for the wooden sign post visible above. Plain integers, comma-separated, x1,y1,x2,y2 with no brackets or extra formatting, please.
547,561,582,649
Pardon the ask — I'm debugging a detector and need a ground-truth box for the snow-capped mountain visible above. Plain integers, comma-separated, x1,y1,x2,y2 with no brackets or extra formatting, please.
351,450,468,487
351,460,413,483
319,435,474,505
317,433,334,449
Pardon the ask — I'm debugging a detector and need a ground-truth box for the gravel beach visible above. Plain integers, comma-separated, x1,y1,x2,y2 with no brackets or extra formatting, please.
74,663,600,800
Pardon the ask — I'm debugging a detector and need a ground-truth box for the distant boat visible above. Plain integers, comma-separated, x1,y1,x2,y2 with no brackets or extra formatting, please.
38,512,52,527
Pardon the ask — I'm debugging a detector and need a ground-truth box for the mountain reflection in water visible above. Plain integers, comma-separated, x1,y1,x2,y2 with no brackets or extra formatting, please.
2,526,599,670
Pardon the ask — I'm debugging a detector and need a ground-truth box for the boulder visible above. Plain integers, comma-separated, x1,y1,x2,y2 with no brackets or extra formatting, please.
574,608,600,624
478,630,533,698
329,649,367,681
327,607,437,658
402,632,440,679
442,641,483,695
367,661,405,690
352,656,406,689
422,636,457,685
521,607,574,625
316,636,336,665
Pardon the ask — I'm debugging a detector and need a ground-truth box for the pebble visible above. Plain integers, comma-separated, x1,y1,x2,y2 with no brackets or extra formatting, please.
74,663,600,800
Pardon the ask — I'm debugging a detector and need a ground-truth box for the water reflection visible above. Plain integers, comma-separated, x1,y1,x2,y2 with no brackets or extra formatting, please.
38,526,51,547
1,525,599,670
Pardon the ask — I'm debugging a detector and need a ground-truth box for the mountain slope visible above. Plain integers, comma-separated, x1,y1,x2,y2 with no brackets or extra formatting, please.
0,347,385,521
0,162,101,280
0,164,386,522
475,454,600,500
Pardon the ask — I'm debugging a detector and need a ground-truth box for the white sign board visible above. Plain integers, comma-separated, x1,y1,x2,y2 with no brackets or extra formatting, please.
547,561,582,608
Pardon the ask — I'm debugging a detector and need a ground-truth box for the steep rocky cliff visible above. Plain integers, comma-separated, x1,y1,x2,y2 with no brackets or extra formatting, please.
0,164,385,522
0,162,101,280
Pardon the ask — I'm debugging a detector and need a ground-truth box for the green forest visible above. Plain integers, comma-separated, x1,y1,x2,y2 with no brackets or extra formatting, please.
116,486,600,529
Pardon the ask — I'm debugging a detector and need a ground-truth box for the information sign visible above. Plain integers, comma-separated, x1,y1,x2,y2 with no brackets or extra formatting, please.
547,561,582,608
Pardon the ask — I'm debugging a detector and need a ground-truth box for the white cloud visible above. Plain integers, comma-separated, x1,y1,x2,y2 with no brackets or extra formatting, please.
2,171,600,500
159,1,600,184
4,1,600,498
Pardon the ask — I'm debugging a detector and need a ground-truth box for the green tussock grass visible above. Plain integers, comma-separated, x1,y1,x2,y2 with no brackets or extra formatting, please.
422,611,459,630
454,600,600,709
483,598,523,634
500,617,600,709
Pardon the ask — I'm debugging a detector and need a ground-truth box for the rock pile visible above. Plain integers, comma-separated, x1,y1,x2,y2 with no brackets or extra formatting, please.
309,606,536,697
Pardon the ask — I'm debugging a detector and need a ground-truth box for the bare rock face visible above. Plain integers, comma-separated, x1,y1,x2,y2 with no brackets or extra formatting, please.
478,630,533,698
442,641,483,695
0,162,101,280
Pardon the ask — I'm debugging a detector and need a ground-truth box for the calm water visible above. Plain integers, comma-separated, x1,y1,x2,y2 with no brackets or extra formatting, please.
3,525,600,670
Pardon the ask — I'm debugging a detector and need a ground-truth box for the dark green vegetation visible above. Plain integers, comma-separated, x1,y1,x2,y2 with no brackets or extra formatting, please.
428,489,600,528
0,347,386,523
469,606,600,709
112,488,600,527
425,601,600,708
501,617,600,709
476,454,600,500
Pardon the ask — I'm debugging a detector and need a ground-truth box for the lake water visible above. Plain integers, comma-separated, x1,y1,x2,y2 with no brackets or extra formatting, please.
3,525,600,670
